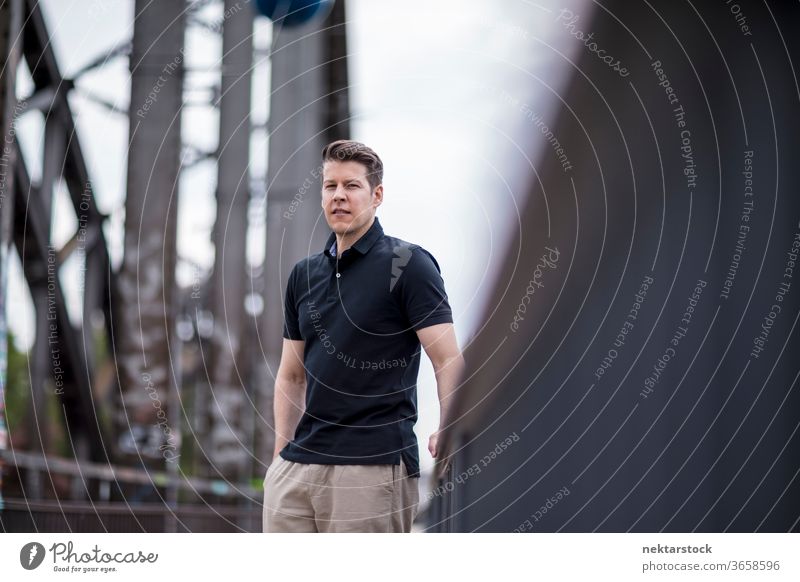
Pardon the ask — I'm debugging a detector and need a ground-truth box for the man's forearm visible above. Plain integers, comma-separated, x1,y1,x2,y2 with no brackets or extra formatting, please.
273,376,306,458
435,355,465,429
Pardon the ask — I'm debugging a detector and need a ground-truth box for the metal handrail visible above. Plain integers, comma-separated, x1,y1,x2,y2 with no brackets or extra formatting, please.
1,450,261,499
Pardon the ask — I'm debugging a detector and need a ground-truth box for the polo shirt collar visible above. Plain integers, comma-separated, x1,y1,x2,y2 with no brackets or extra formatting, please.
323,216,384,258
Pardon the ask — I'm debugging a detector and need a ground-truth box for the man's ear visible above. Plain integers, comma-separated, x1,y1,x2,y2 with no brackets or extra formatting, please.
373,184,384,207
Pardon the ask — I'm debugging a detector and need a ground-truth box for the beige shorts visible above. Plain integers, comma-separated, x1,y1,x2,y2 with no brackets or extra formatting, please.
262,455,420,533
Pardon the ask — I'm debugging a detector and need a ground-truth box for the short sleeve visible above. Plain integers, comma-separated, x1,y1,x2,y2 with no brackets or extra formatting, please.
282,262,303,340
397,247,453,331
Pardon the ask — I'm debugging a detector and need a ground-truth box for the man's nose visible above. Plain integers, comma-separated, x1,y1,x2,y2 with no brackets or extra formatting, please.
333,187,346,200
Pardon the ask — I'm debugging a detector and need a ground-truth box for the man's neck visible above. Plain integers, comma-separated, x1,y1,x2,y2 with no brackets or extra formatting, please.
335,216,374,255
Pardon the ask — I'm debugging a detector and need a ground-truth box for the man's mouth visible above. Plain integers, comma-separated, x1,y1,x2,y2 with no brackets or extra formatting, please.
332,208,350,216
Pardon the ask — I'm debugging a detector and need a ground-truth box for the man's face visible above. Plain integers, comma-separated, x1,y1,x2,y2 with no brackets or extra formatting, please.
321,160,383,235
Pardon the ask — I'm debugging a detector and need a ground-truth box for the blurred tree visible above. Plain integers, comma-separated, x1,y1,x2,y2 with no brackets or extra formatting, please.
4,330,30,438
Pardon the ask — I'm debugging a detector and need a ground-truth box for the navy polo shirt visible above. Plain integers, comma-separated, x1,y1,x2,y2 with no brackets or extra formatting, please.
279,216,453,478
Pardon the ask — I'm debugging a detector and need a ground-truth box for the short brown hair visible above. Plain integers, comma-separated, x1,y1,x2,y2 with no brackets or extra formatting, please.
322,140,383,191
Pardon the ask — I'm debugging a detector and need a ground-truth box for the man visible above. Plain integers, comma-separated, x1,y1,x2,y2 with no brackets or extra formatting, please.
262,140,464,533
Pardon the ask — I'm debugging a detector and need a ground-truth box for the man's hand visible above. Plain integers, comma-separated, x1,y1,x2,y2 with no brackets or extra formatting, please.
428,430,440,458
430,429,452,479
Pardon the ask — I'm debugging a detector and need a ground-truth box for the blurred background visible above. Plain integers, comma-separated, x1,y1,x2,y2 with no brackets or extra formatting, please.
0,0,798,532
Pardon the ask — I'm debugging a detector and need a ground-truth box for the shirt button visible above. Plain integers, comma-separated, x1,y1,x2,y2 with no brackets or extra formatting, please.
336,273,341,278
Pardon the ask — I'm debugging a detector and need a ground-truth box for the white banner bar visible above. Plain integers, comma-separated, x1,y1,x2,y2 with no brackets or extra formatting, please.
1,533,797,581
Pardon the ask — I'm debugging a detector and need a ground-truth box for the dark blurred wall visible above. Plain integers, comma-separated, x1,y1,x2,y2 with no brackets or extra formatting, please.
434,0,800,532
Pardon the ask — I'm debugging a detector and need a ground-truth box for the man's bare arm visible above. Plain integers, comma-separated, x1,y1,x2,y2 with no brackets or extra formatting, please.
273,338,306,460
416,322,465,459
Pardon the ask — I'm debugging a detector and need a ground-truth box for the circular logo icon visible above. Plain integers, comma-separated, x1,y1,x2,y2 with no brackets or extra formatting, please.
20,542,46,570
